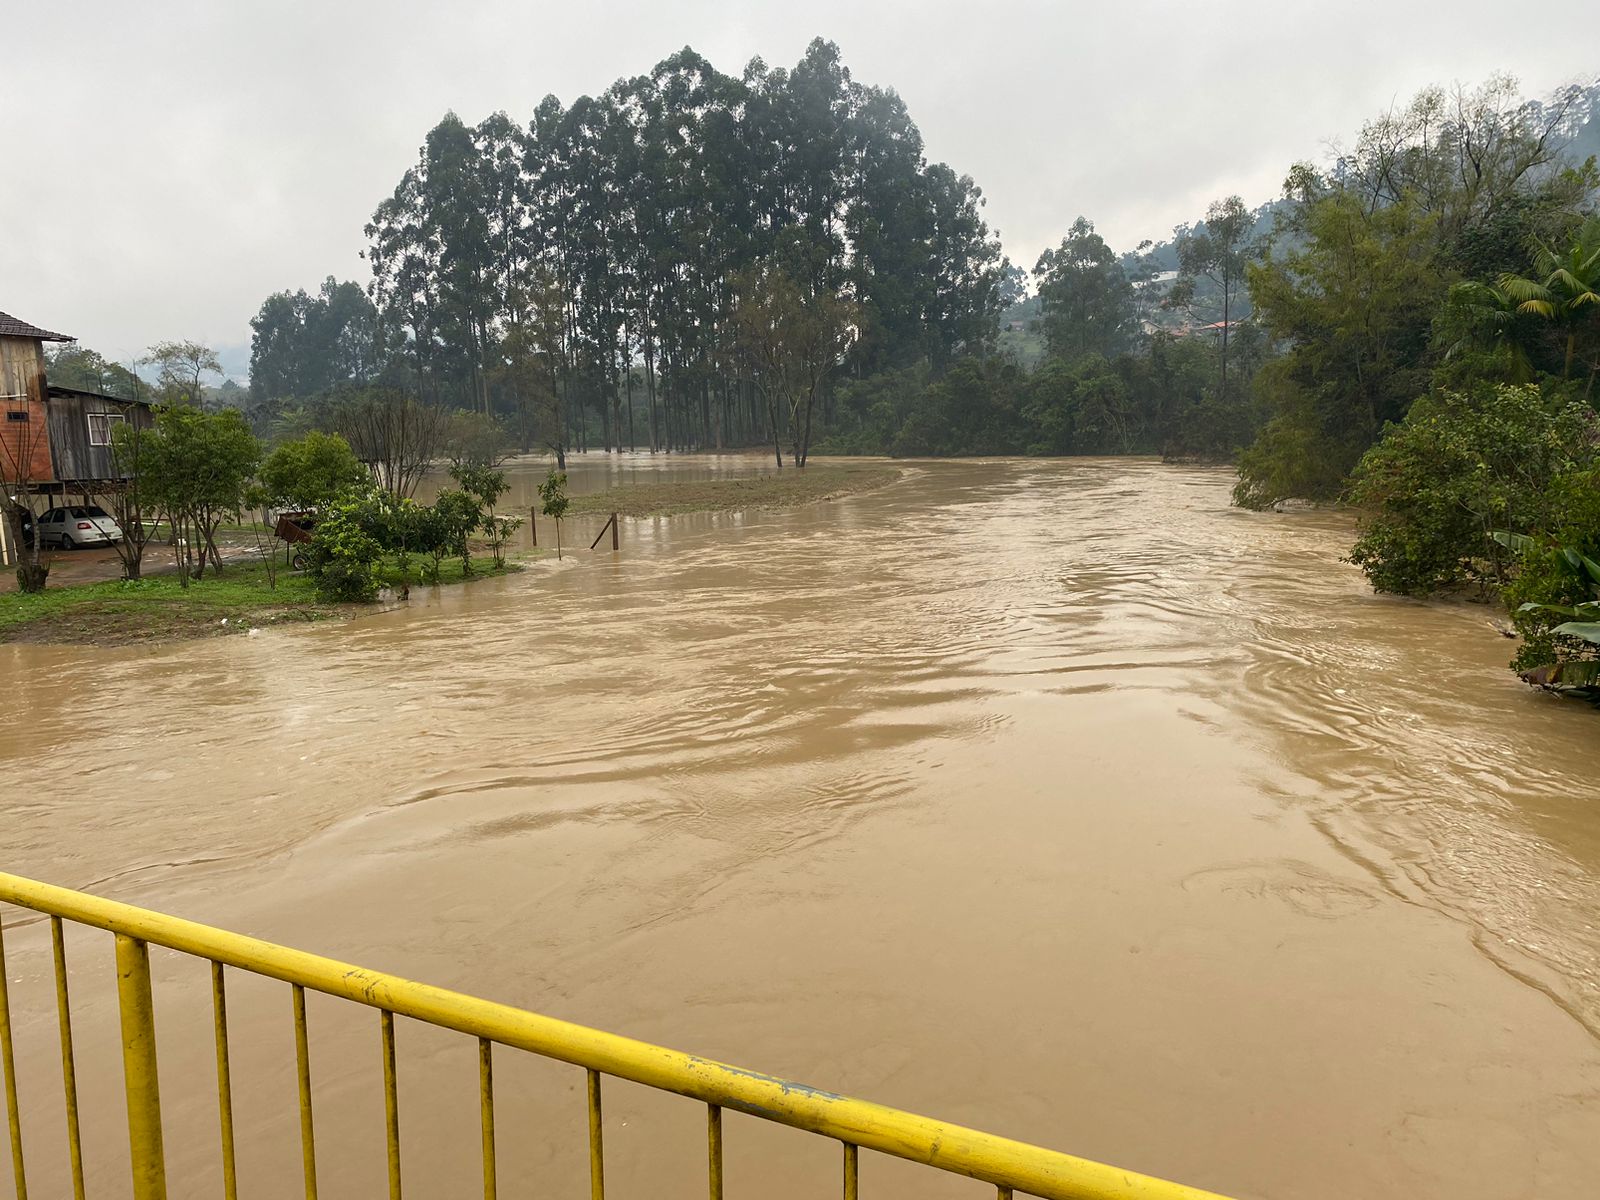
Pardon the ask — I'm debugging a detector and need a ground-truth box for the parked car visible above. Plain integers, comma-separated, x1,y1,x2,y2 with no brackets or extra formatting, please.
36,505,124,549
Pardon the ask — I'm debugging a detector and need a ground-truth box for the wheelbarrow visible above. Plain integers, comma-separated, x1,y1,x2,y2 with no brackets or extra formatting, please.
273,511,318,571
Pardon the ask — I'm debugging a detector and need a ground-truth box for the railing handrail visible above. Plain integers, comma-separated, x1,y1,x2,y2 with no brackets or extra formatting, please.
0,871,1233,1200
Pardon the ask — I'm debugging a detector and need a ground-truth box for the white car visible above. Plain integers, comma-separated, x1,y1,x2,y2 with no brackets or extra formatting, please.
37,505,124,549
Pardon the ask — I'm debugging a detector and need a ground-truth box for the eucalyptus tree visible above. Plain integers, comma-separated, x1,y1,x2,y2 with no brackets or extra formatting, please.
733,259,857,467
1033,218,1135,361
249,278,379,404
1170,195,1263,398
355,38,1008,454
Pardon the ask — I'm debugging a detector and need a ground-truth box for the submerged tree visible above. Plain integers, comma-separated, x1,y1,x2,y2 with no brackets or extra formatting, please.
732,261,857,467
331,387,450,499
538,470,569,559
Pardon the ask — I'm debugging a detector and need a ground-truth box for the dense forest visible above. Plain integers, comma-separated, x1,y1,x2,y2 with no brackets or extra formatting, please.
223,39,1362,464
244,40,1007,466
223,51,1600,491
50,52,1599,487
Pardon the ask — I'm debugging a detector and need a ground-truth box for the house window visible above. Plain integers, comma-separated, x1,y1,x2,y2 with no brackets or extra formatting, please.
5,410,27,423
87,412,126,446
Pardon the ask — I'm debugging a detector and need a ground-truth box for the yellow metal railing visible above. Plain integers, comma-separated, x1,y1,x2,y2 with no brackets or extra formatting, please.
0,871,1234,1200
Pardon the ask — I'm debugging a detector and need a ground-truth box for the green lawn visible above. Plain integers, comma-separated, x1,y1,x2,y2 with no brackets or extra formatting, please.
0,554,524,645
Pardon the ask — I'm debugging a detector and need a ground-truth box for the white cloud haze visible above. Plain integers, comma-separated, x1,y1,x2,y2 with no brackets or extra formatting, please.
3,0,1594,373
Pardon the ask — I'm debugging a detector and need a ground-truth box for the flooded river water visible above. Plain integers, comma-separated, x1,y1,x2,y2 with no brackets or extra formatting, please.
3,456,1599,1199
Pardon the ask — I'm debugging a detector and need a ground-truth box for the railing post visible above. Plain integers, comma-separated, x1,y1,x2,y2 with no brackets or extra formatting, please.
115,934,167,1200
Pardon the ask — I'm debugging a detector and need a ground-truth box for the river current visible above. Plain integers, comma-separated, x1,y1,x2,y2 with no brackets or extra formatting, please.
3,456,1598,1198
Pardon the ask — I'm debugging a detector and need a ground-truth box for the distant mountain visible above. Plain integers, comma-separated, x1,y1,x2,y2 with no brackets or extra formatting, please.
1118,78,1600,330
1560,79,1600,166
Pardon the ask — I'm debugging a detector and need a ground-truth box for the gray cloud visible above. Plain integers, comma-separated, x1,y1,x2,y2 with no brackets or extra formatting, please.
4,0,1593,372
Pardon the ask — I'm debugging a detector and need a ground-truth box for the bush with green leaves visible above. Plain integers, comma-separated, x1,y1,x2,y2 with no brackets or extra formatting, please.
451,464,520,567
1497,461,1600,690
1345,385,1598,595
123,405,260,582
1503,536,1600,691
306,496,387,602
418,490,482,581
258,431,370,512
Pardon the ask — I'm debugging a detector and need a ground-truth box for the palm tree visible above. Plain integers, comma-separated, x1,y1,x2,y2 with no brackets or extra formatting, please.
1498,218,1600,388
1439,280,1535,383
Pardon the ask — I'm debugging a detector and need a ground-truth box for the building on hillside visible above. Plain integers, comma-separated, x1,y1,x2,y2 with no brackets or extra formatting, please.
1,309,155,565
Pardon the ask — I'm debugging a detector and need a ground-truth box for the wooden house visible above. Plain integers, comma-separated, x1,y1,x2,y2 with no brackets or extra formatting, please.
0,310,154,495
44,384,156,488
0,311,67,488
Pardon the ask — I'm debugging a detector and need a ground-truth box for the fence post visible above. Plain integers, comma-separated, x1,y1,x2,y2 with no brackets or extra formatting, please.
529,506,537,547
610,513,618,552
115,935,167,1200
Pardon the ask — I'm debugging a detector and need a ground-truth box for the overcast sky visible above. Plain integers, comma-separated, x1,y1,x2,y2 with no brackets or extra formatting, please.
4,1,1595,377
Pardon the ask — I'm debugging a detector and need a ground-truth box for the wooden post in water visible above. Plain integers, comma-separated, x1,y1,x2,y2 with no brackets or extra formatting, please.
529,506,537,547
588,514,618,552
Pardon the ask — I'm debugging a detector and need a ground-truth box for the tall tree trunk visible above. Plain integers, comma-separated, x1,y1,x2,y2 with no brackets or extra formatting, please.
645,350,658,453
766,389,783,468
1220,274,1231,398
800,388,817,467
625,361,635,452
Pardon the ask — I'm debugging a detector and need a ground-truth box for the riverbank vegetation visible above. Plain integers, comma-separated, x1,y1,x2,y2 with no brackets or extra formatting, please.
34,44,1600,696
0,555,519,646
220,40,1292,467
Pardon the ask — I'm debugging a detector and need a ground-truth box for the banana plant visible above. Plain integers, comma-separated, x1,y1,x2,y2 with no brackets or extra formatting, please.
1492,531,1600,688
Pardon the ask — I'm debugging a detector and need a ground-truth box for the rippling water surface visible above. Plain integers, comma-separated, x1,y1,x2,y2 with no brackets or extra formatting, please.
3,456,1599,1199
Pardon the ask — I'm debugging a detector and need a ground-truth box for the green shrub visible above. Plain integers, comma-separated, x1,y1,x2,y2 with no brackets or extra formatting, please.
259,432,370,512
306,495,388,602
1502,463,1600,690
1345,385,1598,595
419,490,481,580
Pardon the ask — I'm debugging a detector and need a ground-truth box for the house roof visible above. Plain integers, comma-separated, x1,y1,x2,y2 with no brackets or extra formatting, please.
47,384,154,407
0,311,73,341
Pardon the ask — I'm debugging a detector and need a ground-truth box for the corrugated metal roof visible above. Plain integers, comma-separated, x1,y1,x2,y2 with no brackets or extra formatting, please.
47,384,154,407
0,311,73,341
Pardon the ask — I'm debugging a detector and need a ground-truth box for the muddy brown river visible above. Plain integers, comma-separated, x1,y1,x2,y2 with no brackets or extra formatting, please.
3,456,1599,1199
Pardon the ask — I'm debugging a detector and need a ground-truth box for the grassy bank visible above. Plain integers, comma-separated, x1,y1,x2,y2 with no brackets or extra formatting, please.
4,463,890,645
0,556,522,646
568,461,900,518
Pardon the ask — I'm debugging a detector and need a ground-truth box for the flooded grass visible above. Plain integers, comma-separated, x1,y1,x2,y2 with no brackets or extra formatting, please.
1,461,893,644
0,556,524,645
567,461,900,518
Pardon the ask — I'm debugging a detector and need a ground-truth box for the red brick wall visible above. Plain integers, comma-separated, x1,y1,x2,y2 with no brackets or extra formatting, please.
0,335,55,485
